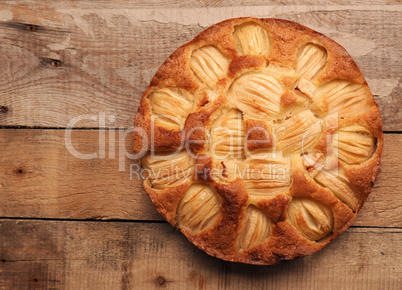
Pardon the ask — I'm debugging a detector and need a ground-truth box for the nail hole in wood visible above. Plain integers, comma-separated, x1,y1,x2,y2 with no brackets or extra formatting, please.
26,24,36,32
51,60,61,67
156,276,166,286
33,278,38,283
1,259,5,263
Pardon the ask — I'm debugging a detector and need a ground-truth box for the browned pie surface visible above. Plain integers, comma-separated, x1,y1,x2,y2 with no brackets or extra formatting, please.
133,17,383,265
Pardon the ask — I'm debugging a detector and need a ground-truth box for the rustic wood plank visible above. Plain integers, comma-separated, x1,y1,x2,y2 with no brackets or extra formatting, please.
3,0,400,8
0,129,401,227
0,3,400,129
0,219,401,289
353,133,402,227
0,128,161,221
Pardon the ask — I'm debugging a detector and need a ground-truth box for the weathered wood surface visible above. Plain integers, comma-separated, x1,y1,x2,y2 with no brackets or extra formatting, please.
0,2,401,130
0,2,401,289
0,219,401,290
0,128,157,221
0,129,401,227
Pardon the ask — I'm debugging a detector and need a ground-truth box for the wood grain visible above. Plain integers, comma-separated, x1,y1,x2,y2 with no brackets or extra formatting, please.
0,219,401,289
0,129,401,227
3,0,400,8
0,2,400,288
0,128,161,221
0,2,400,130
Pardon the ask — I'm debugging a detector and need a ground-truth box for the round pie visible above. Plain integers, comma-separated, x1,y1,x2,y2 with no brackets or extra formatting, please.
133,18,383,265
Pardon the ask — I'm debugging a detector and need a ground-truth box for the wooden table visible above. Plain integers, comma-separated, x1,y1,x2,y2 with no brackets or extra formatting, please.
0,1,401,289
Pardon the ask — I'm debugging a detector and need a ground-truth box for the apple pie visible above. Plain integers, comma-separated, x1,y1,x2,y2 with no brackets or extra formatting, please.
133,18,383,265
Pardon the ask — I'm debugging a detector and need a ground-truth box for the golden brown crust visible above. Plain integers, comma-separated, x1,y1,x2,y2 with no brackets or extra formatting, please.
134,18,383,265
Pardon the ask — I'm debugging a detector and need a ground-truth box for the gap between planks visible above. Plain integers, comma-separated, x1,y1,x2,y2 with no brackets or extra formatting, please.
0,216,400,230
